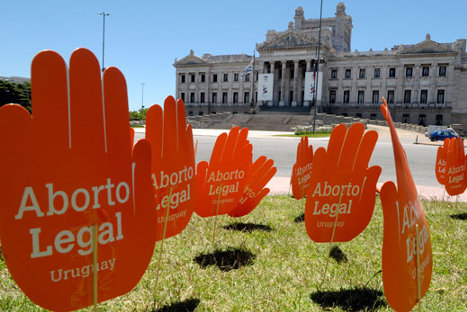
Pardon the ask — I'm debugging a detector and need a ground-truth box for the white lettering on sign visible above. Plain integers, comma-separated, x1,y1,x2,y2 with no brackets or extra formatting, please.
50,257,116,282
207,169,244,183
151,166,194,189
30,212,123,259
15,179,130,220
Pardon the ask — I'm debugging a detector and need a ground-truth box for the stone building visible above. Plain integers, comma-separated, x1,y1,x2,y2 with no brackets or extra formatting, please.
174,2,467,127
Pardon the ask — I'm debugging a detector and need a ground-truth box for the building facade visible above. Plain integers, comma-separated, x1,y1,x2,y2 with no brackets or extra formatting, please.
174,2,467,127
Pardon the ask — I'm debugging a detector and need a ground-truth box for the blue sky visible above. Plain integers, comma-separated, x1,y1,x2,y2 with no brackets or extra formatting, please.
1,0,466,111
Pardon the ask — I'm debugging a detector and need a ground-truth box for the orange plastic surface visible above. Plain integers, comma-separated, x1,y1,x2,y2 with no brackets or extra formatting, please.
228,155,276,217
444,137,466,196
290,136,313,200
145,97,195,241
0,49,156,311
380,97,432,312
194,127,252,217
304,123,381,242
435,139,448,185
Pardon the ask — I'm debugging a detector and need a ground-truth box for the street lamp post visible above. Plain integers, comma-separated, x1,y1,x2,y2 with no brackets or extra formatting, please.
141,83,145,109
98,12,110,72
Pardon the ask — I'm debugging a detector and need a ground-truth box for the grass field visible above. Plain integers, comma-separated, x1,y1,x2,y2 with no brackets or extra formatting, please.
0,196,466,311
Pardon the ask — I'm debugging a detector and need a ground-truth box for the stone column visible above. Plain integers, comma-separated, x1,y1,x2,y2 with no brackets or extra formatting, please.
292,61,299,106
305,60,312,106
280,61,286,106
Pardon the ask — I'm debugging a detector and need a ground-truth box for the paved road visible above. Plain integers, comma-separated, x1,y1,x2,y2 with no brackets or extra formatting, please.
134,125,465,201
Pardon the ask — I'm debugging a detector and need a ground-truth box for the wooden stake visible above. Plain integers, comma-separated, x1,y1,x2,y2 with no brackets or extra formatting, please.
320,190,344,287
194,139,199,159
416,224,422,312
212,185,223,245
92,224,98,311
153,187,173,299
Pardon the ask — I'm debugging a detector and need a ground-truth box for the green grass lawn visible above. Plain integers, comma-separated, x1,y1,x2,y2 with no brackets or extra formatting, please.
0,196,466,311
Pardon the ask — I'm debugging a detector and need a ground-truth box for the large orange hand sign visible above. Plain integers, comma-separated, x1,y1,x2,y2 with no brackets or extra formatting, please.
0,49,156,311
380,98,432,312
291,136,313,199
145,97,195,241
304,123,381,242
444,137,466,196
228,156,277,217
435,139,448,185
195,127,252,217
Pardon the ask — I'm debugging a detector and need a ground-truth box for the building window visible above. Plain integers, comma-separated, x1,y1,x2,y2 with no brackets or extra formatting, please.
223,73,228,82
200,92,205,103
331,69,337,79
212,92,217,104
370,113,377,120
222,92,228,104
387,90,394,104
329,90,336,104
419,114,426,126
436,114,443,125
439,65,447,77
290,67,295,78
190,74,195,83
374,68,380,78
181,92,185,102
181,74,186,83
359,68,366,79
201,74,206,83
244,92,250,104
404,90,411,104
344,69,351,79
405,66,413,77
422,66,429,77
357,90,365,104
245,74,250,82
420,89,428,104
233,92,238,104
356,113,362,118
437,90,445,104
372,90,379,104
190,92,195,103
402,114,410,123
389,67,396,78
234,73,239,82
343,90,350,104
213,74,218,83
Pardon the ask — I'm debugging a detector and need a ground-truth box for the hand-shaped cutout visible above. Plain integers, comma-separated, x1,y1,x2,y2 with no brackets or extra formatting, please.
291,136,313,200
435,139,448,185
228,156,276,217
380,98,432,312
0,49,156,311
195,127,252,217
444,137,466,196
145,97,195,241
304,123,381,242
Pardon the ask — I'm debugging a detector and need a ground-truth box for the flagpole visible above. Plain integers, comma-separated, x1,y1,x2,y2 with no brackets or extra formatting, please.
312,0,323,134
250,50,256,112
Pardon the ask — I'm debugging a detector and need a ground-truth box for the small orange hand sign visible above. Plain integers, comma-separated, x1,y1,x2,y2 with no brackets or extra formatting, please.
228,156,277,217
0,49,156,311
195,127,252,217
444,137,466,196
291,136,313,199
304,123,381,242
145,97,195,241
380,97,432,312
435,139,448,185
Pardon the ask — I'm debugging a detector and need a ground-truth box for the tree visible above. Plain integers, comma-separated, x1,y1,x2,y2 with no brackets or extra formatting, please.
0,80,31,111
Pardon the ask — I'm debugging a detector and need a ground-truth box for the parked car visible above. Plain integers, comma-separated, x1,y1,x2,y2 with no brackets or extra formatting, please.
428,129,459,141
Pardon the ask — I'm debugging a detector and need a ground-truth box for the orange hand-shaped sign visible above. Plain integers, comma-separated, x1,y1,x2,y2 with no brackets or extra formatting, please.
444,137,466,196
195,127,252,217
435,139,448,185
0,49,156,311
380,97,432,312
228,156,277,217
291,136,313,200
145,97,195,241
304,123,381,242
